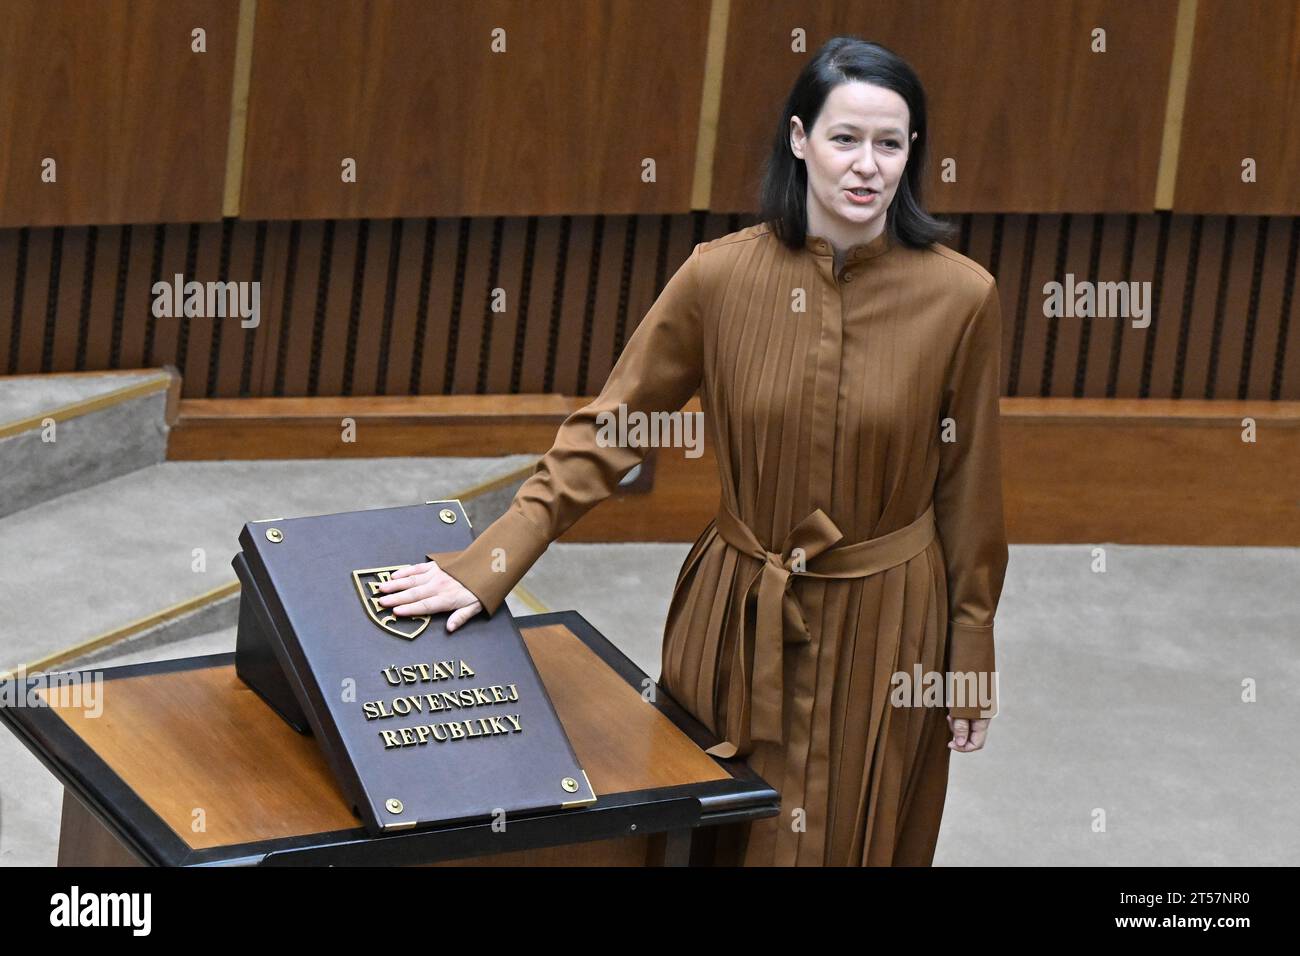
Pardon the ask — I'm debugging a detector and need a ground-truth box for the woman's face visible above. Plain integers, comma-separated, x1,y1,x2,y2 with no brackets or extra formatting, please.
790,80,916,243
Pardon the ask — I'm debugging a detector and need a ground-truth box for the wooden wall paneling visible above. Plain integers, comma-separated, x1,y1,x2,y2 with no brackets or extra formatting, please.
998,215,1034,397
273,219,311,397
1068,214,1103,397
311,218,358,397
345,217,391,398
550,217,597,396
1146,215,1197,398
1113,214,1159,397
1045,214,1089,397
2,211,1293,399
83,225,121,372
1175,1,1300,214
241,0,710,220
1206,216,1257,401
1236,216,1284,401
994,215,1020,395
466,218,499,394
174,221,221,398
378,219,427,396
0,229,21,374
248,221,291,398
1075,214,1103,395
0,0,238,227
147,224,185,376
210,220,260,396
16,228,53,374
202,219,234,396
1248,218,1298,400
480,218,525,395
517,217,566,394
1080,214,1127,397
711,0,1178,214
274,220,323,396
118,225,158,372
1180,215,1226,399
1279,221,1300,400
49,226,86,374
581,215,631,397
412,219,459,396
449,218,495,395
1021,215,1062,398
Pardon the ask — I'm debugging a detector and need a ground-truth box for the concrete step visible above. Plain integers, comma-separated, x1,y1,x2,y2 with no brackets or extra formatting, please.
0,368,174,520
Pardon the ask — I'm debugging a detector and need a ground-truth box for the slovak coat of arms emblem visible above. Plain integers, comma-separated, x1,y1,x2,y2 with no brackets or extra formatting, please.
352,566,431,639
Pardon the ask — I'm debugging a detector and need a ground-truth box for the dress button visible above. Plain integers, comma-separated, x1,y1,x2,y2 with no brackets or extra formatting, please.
842,271,853,282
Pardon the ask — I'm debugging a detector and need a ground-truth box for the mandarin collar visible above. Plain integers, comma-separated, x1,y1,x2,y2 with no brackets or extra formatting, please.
804,229,893,262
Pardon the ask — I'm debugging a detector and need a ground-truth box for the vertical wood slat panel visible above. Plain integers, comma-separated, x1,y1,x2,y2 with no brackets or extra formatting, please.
83,225,121,372
478,218,522,395
210,220,257,397
0,229,21,374
347,217,391,398
50,226,86,374
1249,218,1296,400
518,217,565,395
451,219,495,395
550,218,596,397
150,225,186,376
493,218,531,395
1278,220,1300,400
249,221,292,398
583,215,628,398
380,219,425,396
17,228,53,375
315,219,358,398
416,219,459,396
0,213,1297,401
1155,215,1202,398
117,224,156,372
277,220,322,397
1082,214,1130,398
1050,214,1090,398
1183,216,1228,400
177,221,224,399
1212,217,1256,402
1000,215,1034,397
1118,215,1164,398
1020,215,1060,399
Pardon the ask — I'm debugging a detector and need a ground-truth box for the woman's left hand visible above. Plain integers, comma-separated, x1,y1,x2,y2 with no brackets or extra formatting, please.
947,714,990,752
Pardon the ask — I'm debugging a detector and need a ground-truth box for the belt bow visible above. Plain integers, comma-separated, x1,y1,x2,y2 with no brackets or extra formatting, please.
705,500,937,759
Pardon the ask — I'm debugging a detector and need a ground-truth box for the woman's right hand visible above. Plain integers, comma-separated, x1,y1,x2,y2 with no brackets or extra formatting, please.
376,560,484,632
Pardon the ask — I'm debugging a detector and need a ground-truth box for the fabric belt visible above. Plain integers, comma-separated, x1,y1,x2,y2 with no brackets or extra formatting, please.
704,500,937,759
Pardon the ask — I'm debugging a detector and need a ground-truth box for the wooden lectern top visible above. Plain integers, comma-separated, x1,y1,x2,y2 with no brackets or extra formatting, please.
3,611,778,866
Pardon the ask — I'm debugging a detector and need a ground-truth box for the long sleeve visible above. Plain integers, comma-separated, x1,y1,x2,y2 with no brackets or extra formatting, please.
431,242,707,616
933,280,1010,719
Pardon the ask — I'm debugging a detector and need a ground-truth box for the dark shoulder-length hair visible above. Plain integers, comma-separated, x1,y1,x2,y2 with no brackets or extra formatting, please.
758,36,954,250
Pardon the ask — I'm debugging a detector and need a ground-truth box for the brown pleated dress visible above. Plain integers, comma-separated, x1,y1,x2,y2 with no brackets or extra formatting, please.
436,221,1010,867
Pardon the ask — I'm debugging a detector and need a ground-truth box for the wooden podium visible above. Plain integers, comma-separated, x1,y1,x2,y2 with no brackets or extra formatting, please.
3,610,778,866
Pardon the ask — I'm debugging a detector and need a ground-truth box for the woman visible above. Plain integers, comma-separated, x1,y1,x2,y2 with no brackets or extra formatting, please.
378,36,1009,866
